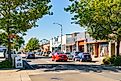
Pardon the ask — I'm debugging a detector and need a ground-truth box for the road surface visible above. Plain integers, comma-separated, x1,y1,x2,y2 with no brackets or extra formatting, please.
26,57,121,81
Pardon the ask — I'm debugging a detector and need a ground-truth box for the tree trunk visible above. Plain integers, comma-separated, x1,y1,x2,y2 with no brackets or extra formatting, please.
7,27,12,62
116,40,120,56
8,37,12,61
115,40,120,56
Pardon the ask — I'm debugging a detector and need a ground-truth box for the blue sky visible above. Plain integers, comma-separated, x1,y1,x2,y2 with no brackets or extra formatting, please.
23,0,85,44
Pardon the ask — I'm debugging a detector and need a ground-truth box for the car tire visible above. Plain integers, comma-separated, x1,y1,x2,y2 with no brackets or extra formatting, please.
75,59,77,61
55,60,58,62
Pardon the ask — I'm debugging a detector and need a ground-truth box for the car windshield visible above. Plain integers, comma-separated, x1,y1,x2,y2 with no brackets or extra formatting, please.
28,52,33,54
84,55,91,58
75,52,81,54
35,52,40,54
17,52,21,54
57,52,64,54
65,53,70,55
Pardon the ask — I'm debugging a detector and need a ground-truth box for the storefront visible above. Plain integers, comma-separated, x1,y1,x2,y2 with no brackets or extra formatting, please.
78,40,84,52
99,43,109,57
87,42,99,58
66,43,75,52
87,41,109,58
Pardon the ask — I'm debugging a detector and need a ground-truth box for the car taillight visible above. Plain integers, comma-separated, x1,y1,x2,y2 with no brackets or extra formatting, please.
59,55,61,57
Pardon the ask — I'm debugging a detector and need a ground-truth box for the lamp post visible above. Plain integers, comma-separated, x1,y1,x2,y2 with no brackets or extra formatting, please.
53,23,63,52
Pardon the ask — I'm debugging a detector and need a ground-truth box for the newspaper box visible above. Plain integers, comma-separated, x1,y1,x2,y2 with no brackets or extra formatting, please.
15,56,23,68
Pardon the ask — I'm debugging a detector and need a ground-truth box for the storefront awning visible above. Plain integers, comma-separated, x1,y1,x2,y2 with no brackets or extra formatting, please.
66,43,75,46
86,42,98,44
87,40,108,44
52,43,61,47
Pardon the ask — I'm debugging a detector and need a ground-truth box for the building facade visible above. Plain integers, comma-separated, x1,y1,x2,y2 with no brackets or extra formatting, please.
49,31,120,58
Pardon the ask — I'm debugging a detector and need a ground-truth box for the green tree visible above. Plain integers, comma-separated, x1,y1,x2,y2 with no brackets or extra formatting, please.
0,0,52,61
25,38,40,51
0,32,25,50
65,0,121,56
0,32,8,46
11,36,25,51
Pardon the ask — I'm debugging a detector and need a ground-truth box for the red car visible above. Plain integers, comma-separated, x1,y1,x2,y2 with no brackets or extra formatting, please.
52,52,68,62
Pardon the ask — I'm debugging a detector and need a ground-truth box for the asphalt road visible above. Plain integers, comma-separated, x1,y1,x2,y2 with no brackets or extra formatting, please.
30,72,121,81
27,57,121,81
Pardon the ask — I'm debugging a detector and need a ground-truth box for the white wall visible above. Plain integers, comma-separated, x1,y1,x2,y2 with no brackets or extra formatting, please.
49,39,53,52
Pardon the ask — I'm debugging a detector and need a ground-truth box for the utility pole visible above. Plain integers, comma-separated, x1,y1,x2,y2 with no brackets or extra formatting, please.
53,23,63,52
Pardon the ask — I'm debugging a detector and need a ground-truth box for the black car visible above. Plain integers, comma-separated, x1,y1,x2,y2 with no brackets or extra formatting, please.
78,53,92,62
26,52,35,59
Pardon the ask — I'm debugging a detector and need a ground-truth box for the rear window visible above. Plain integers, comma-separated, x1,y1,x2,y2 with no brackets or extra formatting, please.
28,52,34,55
65,53,70,55
75,52,80,54
17,52,21,54
84,55,91,58
57,52,64,54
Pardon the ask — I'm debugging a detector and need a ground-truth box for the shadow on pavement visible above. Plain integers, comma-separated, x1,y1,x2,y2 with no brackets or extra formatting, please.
31,64,121,73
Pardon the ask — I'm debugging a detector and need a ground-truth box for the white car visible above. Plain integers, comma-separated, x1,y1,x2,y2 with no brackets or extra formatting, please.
5,50,18,59
49,53,52,57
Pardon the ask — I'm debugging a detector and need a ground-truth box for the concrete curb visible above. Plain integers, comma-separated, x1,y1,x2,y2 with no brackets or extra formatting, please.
0,69,20,73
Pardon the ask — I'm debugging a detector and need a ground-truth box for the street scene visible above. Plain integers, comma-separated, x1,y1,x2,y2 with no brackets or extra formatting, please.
0,0,121,81
1,56,121,81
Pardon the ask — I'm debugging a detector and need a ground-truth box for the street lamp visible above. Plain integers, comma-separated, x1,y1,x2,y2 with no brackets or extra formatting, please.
53,23,63,52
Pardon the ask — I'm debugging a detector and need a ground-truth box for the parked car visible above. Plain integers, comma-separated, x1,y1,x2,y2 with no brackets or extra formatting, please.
5,50,18,59
78,53,92,62
71,51,81,56
26,52,35,59
73,53,81,61
65,52,73,60
0,49,5,58
52,52,68,62
35,52,41,55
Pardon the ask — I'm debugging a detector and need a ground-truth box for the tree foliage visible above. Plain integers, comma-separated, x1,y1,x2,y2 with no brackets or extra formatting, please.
0,0,52,60
0,32,24,49
65,0,121,41
25,38,40,51
0,32,7,46
0,0,52,34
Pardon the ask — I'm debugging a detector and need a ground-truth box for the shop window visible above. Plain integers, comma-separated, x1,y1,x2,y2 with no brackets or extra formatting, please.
100,44,109,57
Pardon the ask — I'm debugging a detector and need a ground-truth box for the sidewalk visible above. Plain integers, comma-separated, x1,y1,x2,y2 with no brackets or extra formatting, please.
0,69,31,81
92,57,104,65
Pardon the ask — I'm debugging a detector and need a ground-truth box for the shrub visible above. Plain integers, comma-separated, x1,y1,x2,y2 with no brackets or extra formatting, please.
109,55,116,64
114,56,121,66
0,60,13,68
103,57,110,65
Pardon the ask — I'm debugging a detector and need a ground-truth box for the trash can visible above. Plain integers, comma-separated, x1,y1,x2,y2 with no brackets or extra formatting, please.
15,56,23,69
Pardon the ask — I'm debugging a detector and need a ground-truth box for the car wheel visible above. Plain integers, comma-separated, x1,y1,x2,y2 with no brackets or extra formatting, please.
75,59,77,61
79,59,82,62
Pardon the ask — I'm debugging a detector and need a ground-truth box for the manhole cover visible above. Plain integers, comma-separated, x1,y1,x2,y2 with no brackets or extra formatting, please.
51,77,63,80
